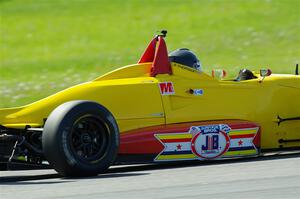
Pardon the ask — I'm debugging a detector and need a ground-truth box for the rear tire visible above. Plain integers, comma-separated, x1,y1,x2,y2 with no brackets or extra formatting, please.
42,101,119,177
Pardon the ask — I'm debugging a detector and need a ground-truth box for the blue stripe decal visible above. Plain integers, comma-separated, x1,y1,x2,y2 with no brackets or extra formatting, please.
228,146,255,151
161,150,193,155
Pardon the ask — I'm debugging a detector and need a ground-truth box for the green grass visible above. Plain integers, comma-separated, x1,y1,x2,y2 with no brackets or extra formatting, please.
0,0,299,107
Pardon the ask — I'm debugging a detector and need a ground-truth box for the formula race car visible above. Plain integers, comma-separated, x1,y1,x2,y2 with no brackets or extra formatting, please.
0,31,299,176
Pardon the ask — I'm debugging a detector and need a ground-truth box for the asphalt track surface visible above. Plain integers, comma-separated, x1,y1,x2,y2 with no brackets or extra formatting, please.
1,153,300,199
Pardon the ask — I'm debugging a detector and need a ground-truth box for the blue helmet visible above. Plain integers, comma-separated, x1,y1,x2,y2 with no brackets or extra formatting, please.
169,48,201,71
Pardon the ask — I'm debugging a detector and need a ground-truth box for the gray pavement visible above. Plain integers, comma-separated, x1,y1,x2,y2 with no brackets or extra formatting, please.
1,154,300,199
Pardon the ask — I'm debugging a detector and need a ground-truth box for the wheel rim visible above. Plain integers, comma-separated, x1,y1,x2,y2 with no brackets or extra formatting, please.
70,115,109,163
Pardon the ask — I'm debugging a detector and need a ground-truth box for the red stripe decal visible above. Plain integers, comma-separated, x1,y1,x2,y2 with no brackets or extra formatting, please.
160,138,192,143
230,134,255,139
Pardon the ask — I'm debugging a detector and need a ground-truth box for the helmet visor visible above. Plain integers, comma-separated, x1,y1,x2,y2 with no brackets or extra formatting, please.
193,60,202,71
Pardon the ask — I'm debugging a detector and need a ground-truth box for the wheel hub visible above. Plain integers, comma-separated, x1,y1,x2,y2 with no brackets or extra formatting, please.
70,116,109,162
81,133,92,144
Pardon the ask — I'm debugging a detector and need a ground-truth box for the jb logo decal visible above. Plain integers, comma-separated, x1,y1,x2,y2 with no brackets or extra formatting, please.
191,125,230,159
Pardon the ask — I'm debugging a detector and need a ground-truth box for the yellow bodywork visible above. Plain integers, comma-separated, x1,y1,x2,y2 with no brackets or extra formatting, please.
0,62,299,149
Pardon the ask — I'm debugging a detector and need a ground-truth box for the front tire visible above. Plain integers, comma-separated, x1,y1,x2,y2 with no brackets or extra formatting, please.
42,101,119,177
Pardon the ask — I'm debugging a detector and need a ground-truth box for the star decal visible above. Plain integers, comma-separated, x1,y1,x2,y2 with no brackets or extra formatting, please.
176,144,182,150
238,140,243,146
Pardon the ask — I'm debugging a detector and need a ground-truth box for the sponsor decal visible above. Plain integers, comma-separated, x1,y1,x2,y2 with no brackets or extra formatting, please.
155,124,259,161
193,89,203,96
159,82,175,95
191,125,230,159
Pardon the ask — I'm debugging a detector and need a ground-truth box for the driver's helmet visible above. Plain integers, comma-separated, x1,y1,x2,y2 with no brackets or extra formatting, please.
168,48,202,71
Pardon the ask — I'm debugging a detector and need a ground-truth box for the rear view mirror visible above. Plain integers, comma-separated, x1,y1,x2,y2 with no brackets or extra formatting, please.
212,69,227,80
260,69,272,77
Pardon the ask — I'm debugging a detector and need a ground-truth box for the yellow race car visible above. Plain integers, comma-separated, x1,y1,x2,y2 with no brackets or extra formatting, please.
0,31,299,176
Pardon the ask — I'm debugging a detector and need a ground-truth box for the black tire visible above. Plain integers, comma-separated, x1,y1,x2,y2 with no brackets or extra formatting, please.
42,101,119,177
